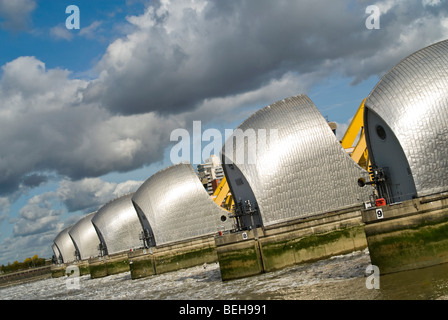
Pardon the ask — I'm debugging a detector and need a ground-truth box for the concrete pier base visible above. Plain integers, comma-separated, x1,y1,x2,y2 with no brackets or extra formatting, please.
362,193,448,275
76,260,90,276
88,252,130,279
50,260,90,278
215,206,368,281
50,264,66,278
128,236,218,280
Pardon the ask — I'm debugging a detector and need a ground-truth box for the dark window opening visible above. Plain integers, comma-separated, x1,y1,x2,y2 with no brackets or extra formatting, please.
376,125,387,140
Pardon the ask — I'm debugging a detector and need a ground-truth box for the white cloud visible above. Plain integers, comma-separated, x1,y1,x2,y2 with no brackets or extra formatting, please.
0,197,10,215
82,0,448,117
375,0,403,14
111,180,144,197
0,56,180,195
422,0,442,7
0,56,85,114
50,24,74,41
3,176,143,262
50,21,104,41
0,0,36,31
57,178,143,213
79,21,103,39
86,0,357,115
180,71,318,126
14,192,62,237
0,228,60,264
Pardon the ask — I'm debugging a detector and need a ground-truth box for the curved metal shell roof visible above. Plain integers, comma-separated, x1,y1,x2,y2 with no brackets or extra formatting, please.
365,40,448,198
68,212,99,260
132,163,233,246
91,193,143,255
221,94,373,227
53,226,77,264
51,243,62,263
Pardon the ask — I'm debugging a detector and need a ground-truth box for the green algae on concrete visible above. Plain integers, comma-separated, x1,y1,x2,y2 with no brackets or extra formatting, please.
129,254,156,279
51,265,66,278
215,208,368,281
260,225,366,272
128,236,220,279
362,194,448,275
154,246,217,275
217,240,264,281
106,258,130,275
88,253,130,278
51,261,89,278
88,258,108,279
73,261,90,276
367,220,448,274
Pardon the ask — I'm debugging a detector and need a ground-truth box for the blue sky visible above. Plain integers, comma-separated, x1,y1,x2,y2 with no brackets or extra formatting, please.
0,0,447,265
2,2,121,70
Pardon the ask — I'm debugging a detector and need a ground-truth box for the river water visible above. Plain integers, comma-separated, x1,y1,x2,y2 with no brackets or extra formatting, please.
1,249,448,301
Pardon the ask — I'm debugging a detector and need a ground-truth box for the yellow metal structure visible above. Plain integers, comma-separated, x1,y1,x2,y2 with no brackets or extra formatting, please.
211,176,234,211
341,98,369,170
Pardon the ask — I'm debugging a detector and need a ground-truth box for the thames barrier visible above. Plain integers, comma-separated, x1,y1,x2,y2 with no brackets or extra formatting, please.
49,40,448,286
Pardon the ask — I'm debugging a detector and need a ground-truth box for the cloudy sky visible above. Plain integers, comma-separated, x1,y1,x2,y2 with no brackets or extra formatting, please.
0,0,447,265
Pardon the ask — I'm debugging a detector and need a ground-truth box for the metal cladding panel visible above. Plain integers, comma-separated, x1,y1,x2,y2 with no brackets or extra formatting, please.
132,163,233,246
68,212,99,260
91,193,143,255
54,226,77,264
52,244,62,263
222,94,373,227
365,40,448,197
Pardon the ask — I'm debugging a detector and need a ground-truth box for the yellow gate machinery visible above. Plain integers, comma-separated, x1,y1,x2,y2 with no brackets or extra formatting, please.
340,98,370,170
211,176,234,211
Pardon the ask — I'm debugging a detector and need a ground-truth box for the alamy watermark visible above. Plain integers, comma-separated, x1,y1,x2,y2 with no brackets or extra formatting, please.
66,5,80,30
65,265,80,290
170,121,279,165
365,5,380,30
365,264,380,289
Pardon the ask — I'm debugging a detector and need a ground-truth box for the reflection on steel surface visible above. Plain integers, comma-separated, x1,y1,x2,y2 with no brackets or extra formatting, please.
132,163,233,246
68,212,99,260
91,193,143,255
54,226,77,264
51,243,62,264
365,40,448,200
222,94,373,228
